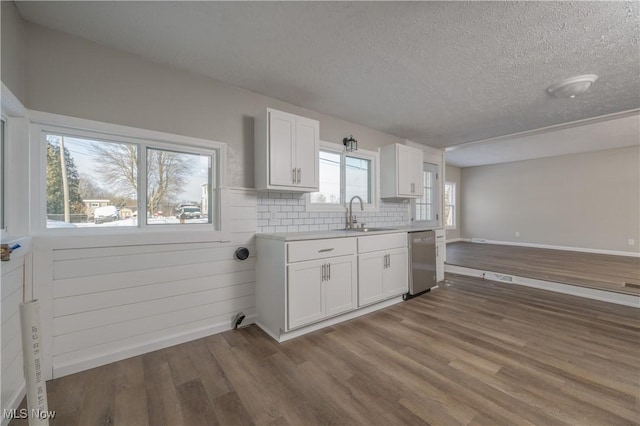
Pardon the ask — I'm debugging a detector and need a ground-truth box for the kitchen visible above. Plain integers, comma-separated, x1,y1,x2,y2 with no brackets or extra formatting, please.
1,2,639,425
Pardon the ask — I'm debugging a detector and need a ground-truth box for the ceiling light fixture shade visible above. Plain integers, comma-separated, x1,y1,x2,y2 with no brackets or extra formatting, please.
547,74,599,98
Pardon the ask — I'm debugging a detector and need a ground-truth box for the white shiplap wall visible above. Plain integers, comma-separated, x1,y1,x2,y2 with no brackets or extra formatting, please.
48,188,257,378
1,254,27,426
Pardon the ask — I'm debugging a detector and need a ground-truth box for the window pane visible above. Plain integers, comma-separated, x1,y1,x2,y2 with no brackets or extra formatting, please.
444,182,455,228
45,134,138,228
311,150,341,204
345,156,371,203
146,148,212,225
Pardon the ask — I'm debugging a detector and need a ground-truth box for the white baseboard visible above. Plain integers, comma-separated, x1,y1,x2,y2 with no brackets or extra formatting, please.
1,382,26,426
258,296,404,343
52,314,256,378
445,264,640,308
458,238,639,258
446,238,463,243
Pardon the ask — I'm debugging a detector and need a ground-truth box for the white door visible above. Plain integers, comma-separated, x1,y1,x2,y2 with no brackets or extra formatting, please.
358,251,385,306
383,248,409,296
288,260,324,329
295,116,319,189
324,256,357,317
269,110,296,187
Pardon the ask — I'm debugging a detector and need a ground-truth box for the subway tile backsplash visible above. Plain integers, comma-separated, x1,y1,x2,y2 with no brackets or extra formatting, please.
257,192,410,233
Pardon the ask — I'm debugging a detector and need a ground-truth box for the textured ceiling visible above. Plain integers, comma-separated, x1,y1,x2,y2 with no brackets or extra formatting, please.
15,1,640,149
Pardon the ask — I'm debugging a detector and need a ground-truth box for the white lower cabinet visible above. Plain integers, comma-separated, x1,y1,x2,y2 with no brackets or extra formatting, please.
358,247,408,306
357,232,409,306
256,232,408,342
435,229,445,282
288,256,357,329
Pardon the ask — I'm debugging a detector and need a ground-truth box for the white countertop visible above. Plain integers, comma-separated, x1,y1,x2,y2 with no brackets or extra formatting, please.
256,225,441,241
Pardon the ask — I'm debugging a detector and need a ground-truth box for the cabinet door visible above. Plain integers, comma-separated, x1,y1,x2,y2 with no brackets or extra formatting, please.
358,251,385,306
397,145,414,196
412,155,424,198
383,248,409,296
295,116,319,189
269,110,296,187
436,241,445,282
324,256,357,317
288,260,324,329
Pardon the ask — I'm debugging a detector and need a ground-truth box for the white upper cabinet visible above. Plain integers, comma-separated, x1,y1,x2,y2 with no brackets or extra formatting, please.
379,143,424,198
255,108,319,191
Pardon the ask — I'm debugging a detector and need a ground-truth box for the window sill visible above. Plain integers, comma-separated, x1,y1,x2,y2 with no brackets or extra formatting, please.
33,228,231,249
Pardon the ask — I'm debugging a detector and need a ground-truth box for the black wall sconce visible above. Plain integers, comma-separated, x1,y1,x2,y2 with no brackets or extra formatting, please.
343,135,358,152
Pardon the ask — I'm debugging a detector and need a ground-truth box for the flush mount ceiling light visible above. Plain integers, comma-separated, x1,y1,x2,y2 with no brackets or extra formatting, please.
547,74,599,98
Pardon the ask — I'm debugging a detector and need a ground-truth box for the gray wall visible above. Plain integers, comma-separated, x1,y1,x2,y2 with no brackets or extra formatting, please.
460,146,640,253
1,1,26,101
444,164,461,241
23,22,403,188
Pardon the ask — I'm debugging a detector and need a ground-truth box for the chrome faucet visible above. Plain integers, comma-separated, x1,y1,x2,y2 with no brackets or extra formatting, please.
347,196,364,229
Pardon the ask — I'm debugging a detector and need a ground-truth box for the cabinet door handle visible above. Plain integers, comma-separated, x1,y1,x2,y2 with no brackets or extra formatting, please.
292,168,296,184
388,254,391,268
328,263,331,280
411,183,415,193
297,168,301,184
322,264,326,281
318,248,334,253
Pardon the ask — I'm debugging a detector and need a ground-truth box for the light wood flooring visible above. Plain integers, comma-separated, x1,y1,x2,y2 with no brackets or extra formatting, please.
446,241,640,295
11,274,640,426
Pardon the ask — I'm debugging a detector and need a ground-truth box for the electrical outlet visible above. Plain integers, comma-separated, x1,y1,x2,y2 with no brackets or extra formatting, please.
515,231,520,238
270,211,277,221
628,239,635,246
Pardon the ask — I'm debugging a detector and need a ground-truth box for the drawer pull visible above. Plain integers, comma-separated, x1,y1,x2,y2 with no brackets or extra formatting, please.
318,248,334,253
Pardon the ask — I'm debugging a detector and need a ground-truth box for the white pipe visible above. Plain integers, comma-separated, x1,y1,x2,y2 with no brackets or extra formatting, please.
19,300,50,426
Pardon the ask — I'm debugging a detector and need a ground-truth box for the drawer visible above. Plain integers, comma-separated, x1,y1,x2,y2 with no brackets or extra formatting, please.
287,237,356,263
357,232,407,254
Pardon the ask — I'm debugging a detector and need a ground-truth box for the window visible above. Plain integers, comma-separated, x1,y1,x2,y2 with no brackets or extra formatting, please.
145,147,213,225
35,117,223,235
345,156,372,203
444,182,456,228
45,134,139,228
413,162,439,226
311,149,342,205
308,143,378,212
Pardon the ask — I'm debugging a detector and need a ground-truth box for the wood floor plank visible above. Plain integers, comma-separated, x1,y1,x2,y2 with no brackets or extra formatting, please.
142,351,185,426
447,241,640,295
14,273,640,426
114,356,149,426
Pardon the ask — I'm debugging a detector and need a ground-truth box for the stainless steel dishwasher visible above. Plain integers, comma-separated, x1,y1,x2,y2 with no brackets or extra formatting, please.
404,230,437,300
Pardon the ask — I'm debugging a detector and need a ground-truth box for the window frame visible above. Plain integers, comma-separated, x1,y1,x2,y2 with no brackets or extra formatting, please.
306,141,379,213
29,111,229,246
